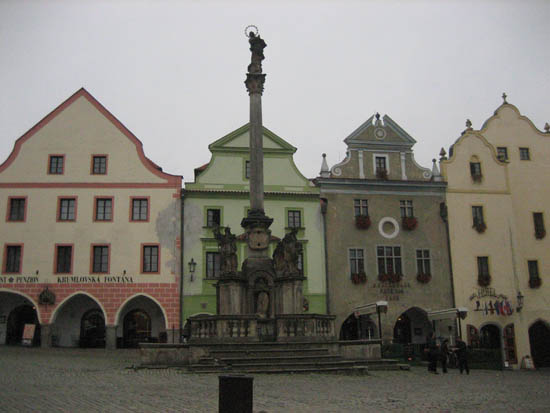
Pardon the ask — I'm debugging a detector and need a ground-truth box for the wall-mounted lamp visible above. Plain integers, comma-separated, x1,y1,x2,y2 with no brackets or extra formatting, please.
188,258,197,282
516,291,524,312
376,301,388,340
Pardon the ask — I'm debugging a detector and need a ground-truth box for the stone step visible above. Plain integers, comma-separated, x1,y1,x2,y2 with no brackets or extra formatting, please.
199,354,342,365
208,347,330,358
189,365,370,375
190,358,369,372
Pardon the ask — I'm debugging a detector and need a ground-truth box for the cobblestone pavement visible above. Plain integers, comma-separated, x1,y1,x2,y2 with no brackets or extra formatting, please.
1,346,549,412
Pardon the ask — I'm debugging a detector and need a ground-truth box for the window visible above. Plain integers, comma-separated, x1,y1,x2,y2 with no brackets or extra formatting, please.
470,162,482,181
497,147,508,161
58,198,76,221
533,213,545,239
131,198,149,221
349,249,365,275
416,249,431,275
377,246,402,275
472,206,485,227
55,245,72,274
7,197,26,221
245,161,251,179
92,156,107,174
206,251,220,278
95,198,113,221
519,147,530,160
206,208,221,227
288,210,301,228
354,199,368,217
142,245,159,273
4,245,22,273
477,256,490,283
92,245,109,273
528,260,539,280
400,200,414,218
375,156,387,171
297,251,304,275
48,155,64,174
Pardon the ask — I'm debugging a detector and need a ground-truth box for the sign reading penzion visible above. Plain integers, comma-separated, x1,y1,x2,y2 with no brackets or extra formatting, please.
57,276,134,283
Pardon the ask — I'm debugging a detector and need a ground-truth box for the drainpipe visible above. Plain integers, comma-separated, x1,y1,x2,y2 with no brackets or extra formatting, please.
179,190,185,342
440,201,459,338
321,198,330,314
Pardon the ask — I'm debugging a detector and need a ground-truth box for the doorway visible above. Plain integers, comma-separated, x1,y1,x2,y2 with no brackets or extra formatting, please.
529,320,550,368
123,309,151,348
6,305,40,346
80,309,106,348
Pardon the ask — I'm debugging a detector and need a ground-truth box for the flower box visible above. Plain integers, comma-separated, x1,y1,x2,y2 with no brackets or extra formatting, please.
378,272,403,283
376,168,388,180
529,277,542,289
351,273,367,285
471,173,482,182
535,229,546,240
416,273,432,284
473,221,487,233
402,216,418,231
355,215,371,230
478,274,491,287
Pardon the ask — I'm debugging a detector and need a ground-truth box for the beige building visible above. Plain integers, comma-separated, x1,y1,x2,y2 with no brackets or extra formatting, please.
316,114,455,355
441,96,550,368
0,89,182,348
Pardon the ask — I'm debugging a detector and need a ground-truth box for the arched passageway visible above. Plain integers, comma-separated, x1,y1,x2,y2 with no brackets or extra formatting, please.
50,294,105,348
393,307,431,345
480,324,501,349
529,320,550,368
0,291,40,346
117,295,167,348
339,314,378,340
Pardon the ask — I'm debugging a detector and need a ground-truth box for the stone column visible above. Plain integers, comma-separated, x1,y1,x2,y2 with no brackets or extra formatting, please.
40,324,51,348
105,325,117,349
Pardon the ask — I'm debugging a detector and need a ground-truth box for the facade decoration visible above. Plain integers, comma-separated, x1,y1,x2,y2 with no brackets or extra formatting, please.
441,94,550,369
315,113,455,352
0,89,182,348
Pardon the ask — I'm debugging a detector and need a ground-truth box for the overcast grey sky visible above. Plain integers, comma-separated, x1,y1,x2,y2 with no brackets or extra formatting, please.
1,0,549,182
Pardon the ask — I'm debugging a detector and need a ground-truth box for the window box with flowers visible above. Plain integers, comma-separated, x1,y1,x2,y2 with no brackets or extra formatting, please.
478,274,491,287
416,272,431,284
351,272,367,285
378,272,403,283
402,216,417,231
529,277,542,289
355,215,371,230
473,220,487,233
535,229,546,240
376,168,388,180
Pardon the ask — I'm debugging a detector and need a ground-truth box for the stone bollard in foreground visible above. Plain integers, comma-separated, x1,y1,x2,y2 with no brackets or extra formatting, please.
219,375,253,413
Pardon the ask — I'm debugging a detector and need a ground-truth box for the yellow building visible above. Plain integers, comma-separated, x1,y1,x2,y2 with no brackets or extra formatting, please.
442,96,550,368
0,89,182,348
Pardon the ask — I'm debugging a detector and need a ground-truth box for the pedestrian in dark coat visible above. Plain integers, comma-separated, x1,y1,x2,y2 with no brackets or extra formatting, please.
440,339,449,373
426,332,439,374
455,338,470,374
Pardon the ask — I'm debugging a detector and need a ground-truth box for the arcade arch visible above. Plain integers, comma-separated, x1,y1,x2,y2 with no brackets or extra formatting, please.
116,294,167,348
529,319,550,368
0,290,41,346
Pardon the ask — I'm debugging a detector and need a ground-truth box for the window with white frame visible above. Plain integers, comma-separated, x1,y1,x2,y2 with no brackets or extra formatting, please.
377,246,402,275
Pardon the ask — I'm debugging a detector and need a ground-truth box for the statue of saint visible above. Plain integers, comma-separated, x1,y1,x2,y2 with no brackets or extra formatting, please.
256,291,270,318
273,228,302,276
248,32,267,74
213,226,238,275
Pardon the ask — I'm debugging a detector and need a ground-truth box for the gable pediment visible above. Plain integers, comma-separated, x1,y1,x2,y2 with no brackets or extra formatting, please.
343,114,416,150
209,124,297,154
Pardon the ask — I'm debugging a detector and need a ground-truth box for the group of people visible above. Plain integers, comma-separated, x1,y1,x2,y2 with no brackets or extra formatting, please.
426,332,470,374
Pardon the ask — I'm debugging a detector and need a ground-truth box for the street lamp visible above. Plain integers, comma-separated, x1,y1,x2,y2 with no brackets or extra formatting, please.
188,258,197,282
376,301,388,340
516,291,524,312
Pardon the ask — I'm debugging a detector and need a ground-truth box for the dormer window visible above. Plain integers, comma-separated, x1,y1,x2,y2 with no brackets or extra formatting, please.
470,162,482,182
375,156,388,179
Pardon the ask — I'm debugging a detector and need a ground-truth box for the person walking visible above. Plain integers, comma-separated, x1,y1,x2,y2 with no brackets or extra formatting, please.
426,332,439,374
440,339,449,373
455,338,470,374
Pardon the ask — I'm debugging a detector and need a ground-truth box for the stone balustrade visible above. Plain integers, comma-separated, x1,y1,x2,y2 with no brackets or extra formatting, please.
187,314,335,343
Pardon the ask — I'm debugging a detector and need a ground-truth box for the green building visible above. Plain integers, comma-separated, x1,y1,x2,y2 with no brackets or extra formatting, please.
182,124,326,326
